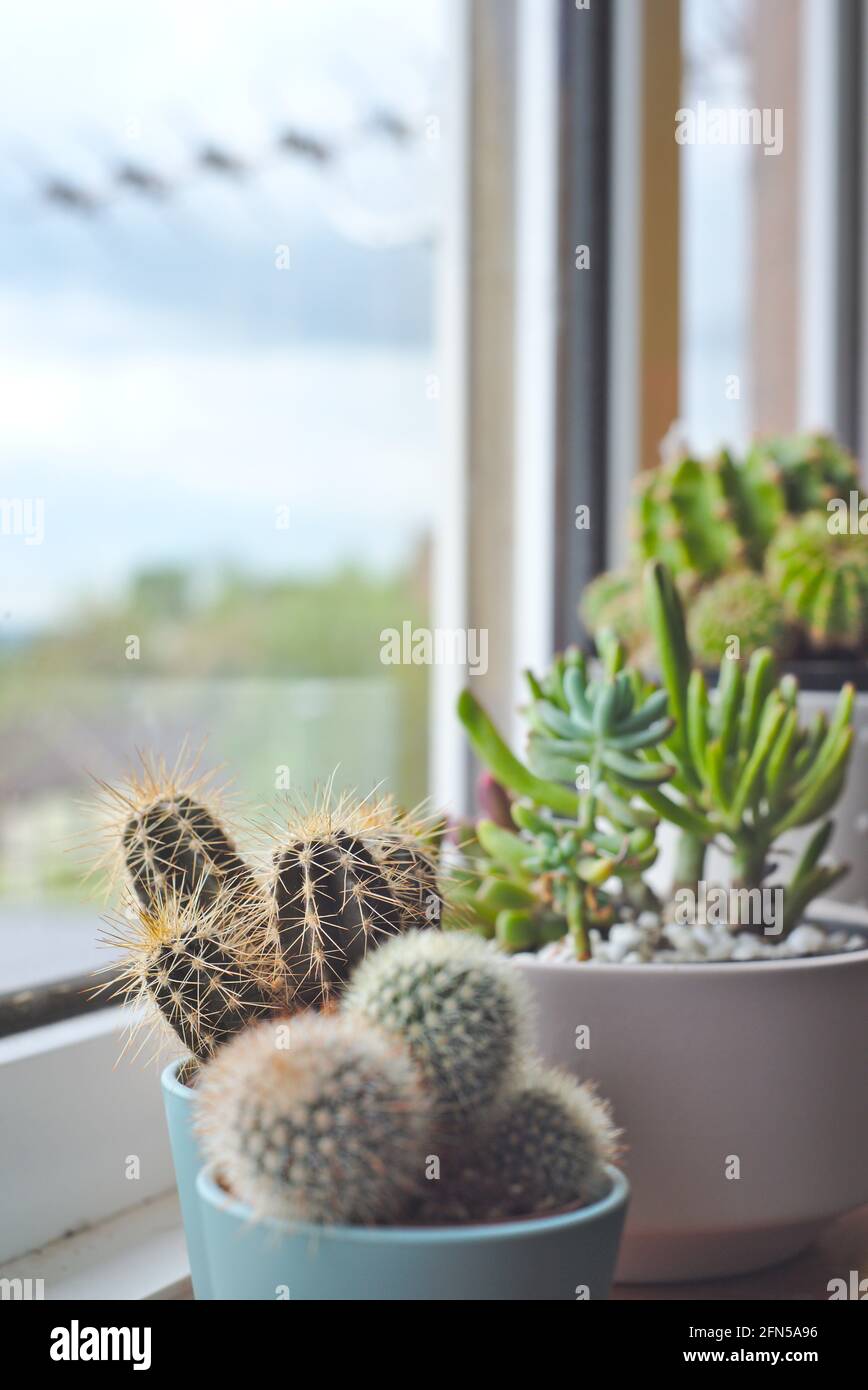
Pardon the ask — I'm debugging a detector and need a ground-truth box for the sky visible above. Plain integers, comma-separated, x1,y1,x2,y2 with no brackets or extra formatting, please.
0,0,446,631
0,0,753,630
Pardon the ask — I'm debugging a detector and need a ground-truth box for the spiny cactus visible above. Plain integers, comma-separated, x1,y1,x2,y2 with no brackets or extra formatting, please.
101,889,278,1061
268,795,440,1009
686,569,794,666
745,431,859,515
342,931,529,1121
416,1068,619,1224
96,752,262,914
767,513,868,653
633,450,755,580
196,1014,430,1225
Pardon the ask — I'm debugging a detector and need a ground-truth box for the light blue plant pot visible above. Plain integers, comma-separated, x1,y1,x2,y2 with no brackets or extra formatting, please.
161,1059,211,1300
196,1163,629,1300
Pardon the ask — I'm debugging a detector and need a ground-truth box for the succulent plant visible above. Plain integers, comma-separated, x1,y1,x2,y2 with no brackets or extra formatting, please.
457,643,669,955
686,569,795,666
416,1067,618,1224
745,431,859,515
196,1014,430,1225
342,930,529,1122
644,559,854,924
767,513,868,653
101,890,279,1061
269,796,440,1009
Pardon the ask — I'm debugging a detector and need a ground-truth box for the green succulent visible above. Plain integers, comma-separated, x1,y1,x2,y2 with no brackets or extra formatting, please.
767,513,868,653
457,642,670,957
645,560,854,926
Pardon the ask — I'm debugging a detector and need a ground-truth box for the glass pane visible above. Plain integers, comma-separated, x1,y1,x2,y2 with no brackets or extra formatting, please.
0,0,449,990
679,0,754,452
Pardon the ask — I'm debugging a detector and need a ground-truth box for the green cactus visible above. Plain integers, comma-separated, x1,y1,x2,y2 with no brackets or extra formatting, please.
196,1014,430,1225
269,798,439,1009
767,513,868,653
579,570,649,657
341,930,529,1121
745,432,859,515
686,570,795,666
101,890,279,1061
644,559,853,926
633,450,753,580
416,1067,619,1224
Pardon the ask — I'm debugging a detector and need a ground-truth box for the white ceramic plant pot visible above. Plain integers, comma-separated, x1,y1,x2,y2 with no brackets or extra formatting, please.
512,904,868,1284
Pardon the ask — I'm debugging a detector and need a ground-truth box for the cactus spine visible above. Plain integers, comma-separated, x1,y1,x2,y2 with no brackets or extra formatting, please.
342,931,529,1121
103,891,278,1061
196,1014,430,1225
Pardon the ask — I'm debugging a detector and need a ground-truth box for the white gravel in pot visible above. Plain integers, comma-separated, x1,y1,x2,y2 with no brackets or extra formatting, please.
530,908,866,965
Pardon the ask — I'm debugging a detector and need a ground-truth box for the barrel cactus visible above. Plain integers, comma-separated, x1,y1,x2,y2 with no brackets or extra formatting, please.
767,513,868,652
745,431,859,514
269,798,440,1009
686,570,795,666
341,931,529,1122
416,1067,619,1224
196,1014,430,1224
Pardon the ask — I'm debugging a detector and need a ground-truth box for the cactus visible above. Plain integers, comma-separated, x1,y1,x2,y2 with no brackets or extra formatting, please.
93,752,264,916
342,931,529,1121
686,570,795,666
745,432,859,515
633,450,754,580
579,570,649,657
101,889,279,1061
196,1014,430,1225
475,1068,618,1219
767,513,868,653
269,795,440,1009
644,559,853,926
416,1067,618,1224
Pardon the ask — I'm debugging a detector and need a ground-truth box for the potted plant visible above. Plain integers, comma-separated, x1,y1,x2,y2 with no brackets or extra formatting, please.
95,759,442,1298
193,931,628,1300
455,561,868,1282
580,430,868,908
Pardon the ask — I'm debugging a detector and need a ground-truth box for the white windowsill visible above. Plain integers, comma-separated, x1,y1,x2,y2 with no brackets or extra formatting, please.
0,1191,191,1301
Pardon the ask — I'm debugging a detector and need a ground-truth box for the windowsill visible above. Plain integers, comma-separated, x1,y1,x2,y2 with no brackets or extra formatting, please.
0,1191,191,1301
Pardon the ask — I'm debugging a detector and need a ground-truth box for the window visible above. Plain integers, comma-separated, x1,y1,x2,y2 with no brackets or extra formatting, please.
1,0,451,1008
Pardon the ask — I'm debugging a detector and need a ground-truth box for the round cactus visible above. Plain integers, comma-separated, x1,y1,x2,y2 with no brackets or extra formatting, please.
767,513,868,652
102,890,279,1061
195,1014,431,1225
579,570,648,658
341,930,529,1122
686,569,794,666
745,431,859,514
269,797,440,1009
417,1067,619,1224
